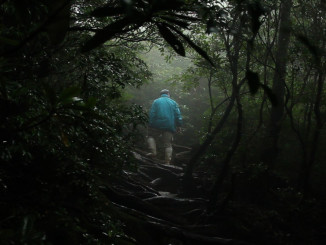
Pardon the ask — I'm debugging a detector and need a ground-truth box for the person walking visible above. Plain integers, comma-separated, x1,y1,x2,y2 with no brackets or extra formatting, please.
147,89,182,164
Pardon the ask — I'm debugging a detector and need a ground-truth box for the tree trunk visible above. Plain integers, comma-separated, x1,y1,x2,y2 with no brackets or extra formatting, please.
300,71,325,196
297,0,326,195
208,83,243,211
262,0,293,167
183,94,236,190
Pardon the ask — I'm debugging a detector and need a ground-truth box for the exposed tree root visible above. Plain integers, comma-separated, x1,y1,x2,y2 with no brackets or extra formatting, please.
98,151,255,245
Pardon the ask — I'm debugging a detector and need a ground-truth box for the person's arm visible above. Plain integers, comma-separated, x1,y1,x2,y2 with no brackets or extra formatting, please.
175,103,182,127
149,101,156,126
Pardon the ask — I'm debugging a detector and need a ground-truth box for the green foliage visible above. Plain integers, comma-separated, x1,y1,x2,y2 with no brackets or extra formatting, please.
81,0,220,67
0,1,150,243
141,1,326,243
156,23,186,56
2,0,326,244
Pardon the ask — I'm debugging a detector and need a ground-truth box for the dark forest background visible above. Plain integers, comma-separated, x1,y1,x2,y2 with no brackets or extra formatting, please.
1,0,326,244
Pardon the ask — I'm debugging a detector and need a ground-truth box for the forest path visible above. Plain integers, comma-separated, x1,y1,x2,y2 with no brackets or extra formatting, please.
100,149,253,245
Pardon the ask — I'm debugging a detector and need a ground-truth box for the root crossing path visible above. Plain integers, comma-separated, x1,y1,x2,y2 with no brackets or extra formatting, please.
100,149,254,245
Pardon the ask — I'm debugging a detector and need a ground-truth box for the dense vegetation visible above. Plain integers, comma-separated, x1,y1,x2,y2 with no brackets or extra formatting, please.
1,0,326,244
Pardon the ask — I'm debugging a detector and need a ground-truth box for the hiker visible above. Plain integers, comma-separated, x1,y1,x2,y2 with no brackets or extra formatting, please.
147,89,182,164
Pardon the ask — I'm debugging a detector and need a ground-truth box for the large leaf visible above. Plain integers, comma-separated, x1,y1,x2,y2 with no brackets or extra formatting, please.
261,84,278,106
156,23,185,56
247,1,266,36
245,70,278,105
164,23,215,66
245,69,260,94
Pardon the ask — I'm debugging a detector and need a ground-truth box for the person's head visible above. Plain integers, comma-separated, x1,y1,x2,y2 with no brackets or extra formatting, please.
160,89,170,97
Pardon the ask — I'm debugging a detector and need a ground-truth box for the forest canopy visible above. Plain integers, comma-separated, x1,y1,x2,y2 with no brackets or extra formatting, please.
1,0,326,244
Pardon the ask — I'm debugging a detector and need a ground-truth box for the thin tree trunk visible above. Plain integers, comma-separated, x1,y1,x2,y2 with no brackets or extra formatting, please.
297,0,326,195
300,71,325,195
207,33,253,210
284,69,307,187
262,0,293,167
242,10,275,165
183,13,245,190
207,71,214,133
183,94,236,189
208,81,243,211
183,12,243,189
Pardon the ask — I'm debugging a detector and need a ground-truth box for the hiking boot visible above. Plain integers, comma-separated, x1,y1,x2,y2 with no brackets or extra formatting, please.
146,152,157,159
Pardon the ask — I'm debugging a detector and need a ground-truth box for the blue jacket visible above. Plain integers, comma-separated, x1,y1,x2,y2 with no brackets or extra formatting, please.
149,94,182,133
